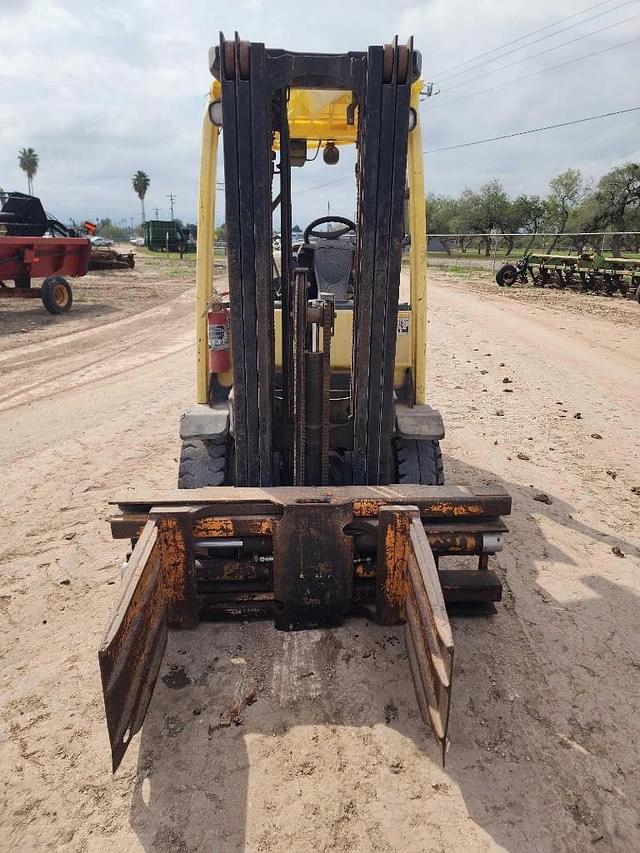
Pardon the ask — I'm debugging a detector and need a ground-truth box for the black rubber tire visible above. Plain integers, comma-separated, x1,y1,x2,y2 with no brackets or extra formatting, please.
41,276,73,314
394,438,444,485
178,437,229,488
496,264,517,287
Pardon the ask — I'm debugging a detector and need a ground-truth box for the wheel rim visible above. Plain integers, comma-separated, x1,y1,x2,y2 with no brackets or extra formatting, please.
54,283,69,308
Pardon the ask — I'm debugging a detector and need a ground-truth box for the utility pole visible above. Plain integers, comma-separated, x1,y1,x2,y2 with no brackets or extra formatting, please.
153,207,161,220
166,193,176,221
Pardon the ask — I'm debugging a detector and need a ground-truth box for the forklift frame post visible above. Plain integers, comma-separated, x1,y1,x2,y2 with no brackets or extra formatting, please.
407,86,428,406
195,99,220,405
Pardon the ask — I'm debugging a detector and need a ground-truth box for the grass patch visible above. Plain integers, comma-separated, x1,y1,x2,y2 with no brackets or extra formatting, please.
428,249,640,262
135,246,197,262
428,250,509,262
443,265,481,277
435,265,494,280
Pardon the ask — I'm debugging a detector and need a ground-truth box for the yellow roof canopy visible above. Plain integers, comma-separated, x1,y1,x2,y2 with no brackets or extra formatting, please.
285,89,358,146
209,79,422,148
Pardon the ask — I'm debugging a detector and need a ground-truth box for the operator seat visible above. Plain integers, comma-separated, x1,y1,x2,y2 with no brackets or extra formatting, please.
298,215,356,301
309,239,354,300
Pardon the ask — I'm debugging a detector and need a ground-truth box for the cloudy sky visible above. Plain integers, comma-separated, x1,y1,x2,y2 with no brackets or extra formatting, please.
1,0,638,229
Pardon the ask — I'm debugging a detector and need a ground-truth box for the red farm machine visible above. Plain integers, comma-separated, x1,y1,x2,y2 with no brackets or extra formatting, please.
0,192,90,313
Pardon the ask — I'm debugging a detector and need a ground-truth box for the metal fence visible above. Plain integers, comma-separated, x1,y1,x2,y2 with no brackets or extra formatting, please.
427,231,640,256
211,233,640,270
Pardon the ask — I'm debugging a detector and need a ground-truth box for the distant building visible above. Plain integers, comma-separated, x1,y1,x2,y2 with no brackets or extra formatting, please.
427,237,448,252
143,220,194,252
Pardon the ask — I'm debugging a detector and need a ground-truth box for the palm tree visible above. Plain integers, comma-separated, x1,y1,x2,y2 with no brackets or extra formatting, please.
18,148,39,195
132,171,150,223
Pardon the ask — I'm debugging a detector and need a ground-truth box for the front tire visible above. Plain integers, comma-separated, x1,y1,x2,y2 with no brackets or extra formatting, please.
42,276,73,313
496,264,517,287
394,438,444,485
178,437,231,488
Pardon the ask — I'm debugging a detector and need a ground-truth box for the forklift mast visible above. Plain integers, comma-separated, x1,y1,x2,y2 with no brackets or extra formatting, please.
210,35,420,488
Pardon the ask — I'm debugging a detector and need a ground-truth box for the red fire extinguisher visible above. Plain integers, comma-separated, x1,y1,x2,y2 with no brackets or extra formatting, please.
207,306,230,372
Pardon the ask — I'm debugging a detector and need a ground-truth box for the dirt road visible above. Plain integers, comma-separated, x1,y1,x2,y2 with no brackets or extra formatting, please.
1,260,639,852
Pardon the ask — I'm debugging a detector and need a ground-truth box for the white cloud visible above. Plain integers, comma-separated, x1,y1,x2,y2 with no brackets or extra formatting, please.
0,0,638,227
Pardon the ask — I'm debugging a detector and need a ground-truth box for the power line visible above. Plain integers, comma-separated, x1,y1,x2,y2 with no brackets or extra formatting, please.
297,175,355,194
290,106,639,191
426,33,640,112
436,8,640,96
429,0,615,79
432,0,634,84
423,106,640,154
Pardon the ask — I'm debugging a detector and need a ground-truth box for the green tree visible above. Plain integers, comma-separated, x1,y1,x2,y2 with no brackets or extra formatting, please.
426,195,456,233
508,194,548,254
456,180,513,255
18,147,39,195
426,194,463,252
624,206,640,253
95,218,128,241
132,170,150,223
546,169,586,250
511,194,547,234
591,163,640,256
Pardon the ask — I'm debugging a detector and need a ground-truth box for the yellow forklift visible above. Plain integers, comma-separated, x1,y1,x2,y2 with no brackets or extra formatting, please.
99,34,511,771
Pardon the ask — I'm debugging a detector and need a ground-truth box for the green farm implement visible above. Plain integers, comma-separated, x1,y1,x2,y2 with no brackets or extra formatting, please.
497,250,640,300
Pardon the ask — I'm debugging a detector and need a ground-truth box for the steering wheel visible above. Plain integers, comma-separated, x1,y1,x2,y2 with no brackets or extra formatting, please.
303,215,357,243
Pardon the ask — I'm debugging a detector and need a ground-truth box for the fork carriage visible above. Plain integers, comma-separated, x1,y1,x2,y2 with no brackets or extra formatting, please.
100,485,509,770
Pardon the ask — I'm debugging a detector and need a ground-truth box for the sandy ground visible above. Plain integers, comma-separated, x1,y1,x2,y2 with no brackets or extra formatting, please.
1,256,639,853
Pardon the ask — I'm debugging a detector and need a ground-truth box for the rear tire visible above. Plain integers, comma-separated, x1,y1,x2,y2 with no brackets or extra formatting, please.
394,438,444,485
42,276,73,313
178,437,231,488
496,264,517,287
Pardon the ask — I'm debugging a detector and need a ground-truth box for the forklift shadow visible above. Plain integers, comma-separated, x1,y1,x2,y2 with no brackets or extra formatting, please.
127,457,640,853
445,454,639,576
129,621,435,853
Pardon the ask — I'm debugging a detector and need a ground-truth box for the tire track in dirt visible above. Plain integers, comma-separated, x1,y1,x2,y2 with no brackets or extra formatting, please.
0,290,194,412
0,287,192,374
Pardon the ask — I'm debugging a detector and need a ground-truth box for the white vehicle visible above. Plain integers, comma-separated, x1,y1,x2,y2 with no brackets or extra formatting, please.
90,236,114,247
129,237,144,246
